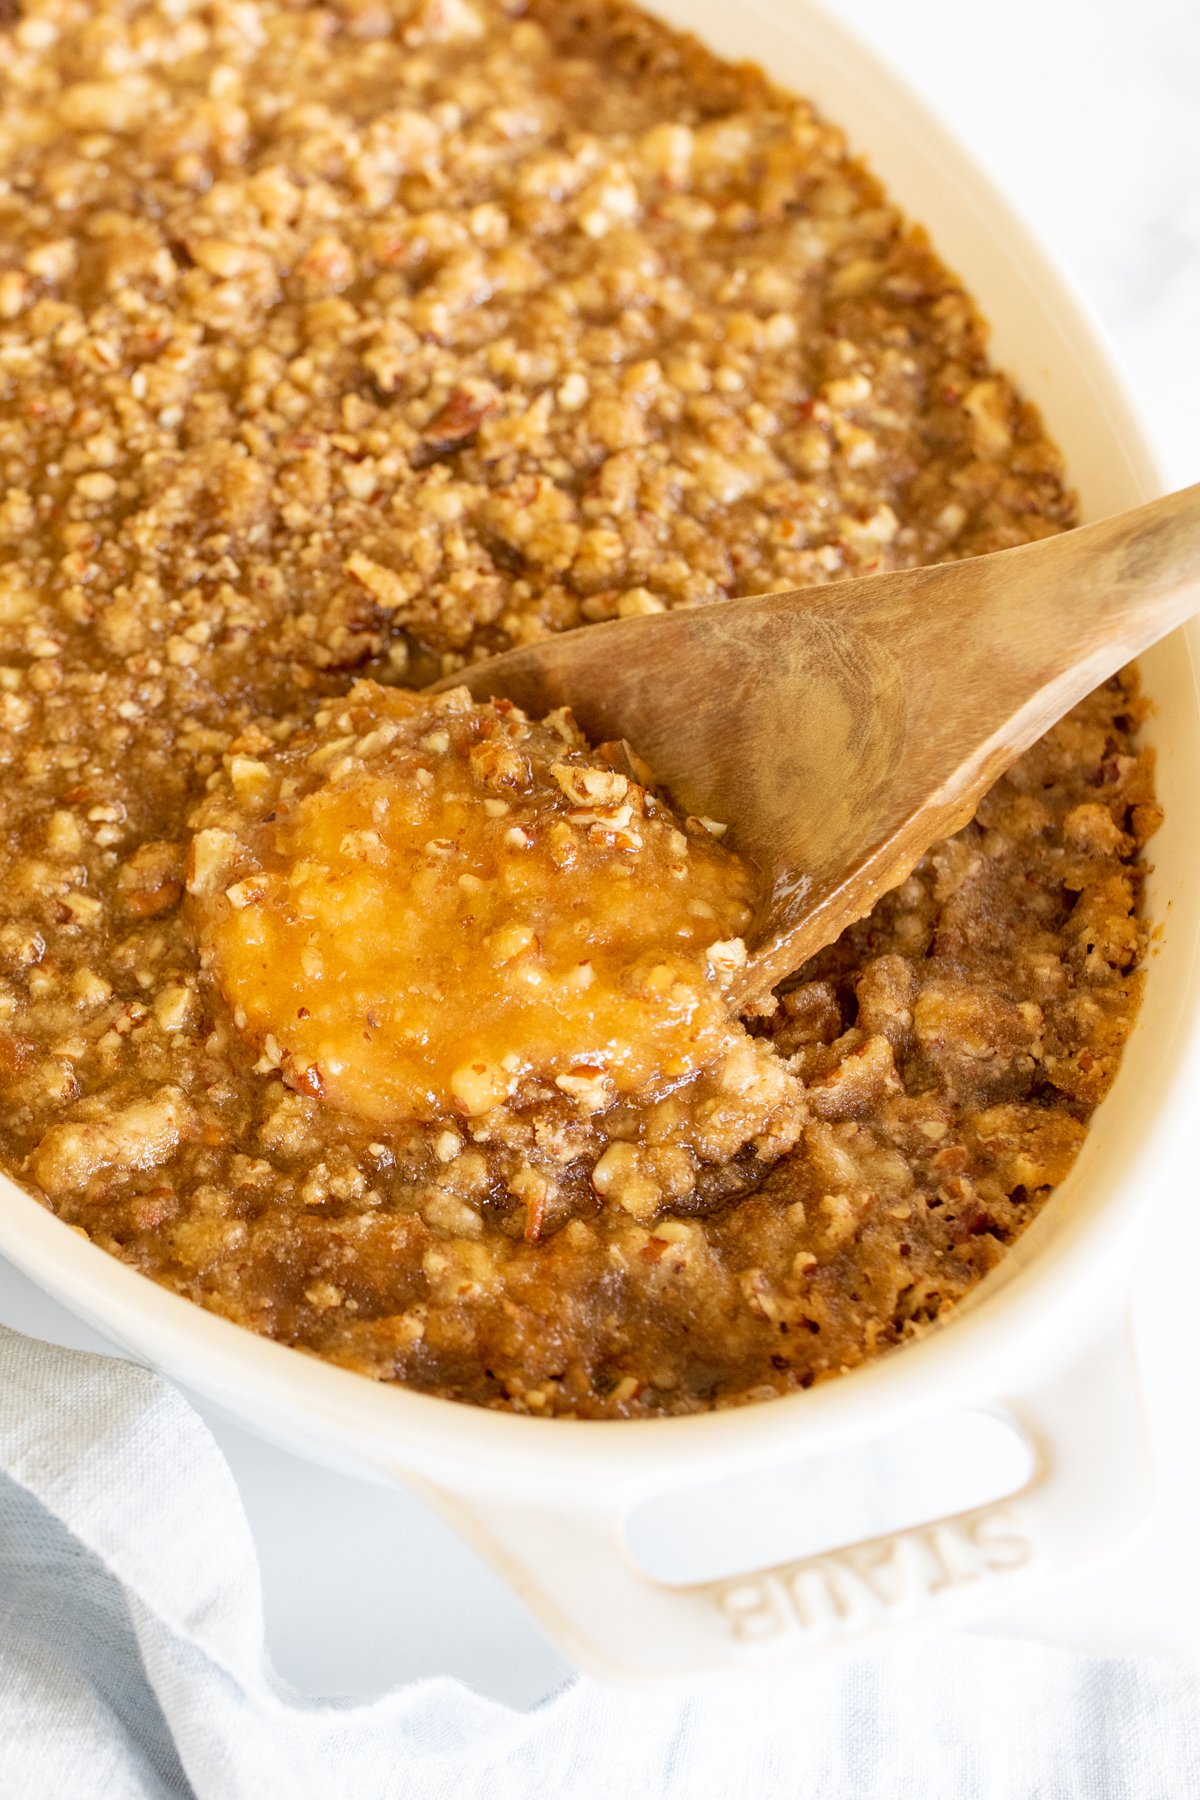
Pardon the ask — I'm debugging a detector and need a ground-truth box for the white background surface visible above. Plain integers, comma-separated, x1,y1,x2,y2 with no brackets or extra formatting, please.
2,0,1198,1709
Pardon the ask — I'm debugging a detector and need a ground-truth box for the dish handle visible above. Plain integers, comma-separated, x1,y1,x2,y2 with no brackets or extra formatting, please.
405,1321,1150,1682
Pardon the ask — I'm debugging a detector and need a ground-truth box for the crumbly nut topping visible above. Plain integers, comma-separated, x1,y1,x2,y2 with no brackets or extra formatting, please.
0,0,1157,1416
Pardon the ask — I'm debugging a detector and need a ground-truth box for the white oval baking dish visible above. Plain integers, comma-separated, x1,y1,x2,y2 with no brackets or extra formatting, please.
1,0,1197,1684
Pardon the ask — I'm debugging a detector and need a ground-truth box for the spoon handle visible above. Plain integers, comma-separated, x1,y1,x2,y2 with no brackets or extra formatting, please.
740,481,1200,995
914,479,1200,717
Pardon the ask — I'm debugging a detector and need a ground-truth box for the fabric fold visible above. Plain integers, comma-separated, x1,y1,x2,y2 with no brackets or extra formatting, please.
2,1326,1198,1800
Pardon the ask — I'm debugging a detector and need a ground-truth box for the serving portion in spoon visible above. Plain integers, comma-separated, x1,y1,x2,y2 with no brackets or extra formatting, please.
443,483,1200,1007
184,484,1197,1227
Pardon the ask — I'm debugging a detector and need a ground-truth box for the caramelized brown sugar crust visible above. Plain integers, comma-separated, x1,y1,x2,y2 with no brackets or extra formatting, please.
0,0,1159,1414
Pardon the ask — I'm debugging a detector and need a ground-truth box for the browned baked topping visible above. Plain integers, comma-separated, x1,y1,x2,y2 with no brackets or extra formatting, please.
0,0,1157,1415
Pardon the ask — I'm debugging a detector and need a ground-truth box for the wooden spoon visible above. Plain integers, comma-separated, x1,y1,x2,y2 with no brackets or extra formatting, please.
442,484,1200,1006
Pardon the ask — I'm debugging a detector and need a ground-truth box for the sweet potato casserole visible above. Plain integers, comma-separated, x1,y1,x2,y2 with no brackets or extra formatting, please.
0,0,1159,1414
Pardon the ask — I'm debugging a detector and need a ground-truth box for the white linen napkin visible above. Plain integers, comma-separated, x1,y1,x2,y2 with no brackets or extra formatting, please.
2,1324,1198,1800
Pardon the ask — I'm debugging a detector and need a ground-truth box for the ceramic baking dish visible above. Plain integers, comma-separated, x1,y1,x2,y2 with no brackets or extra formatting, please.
1,0,1198,1684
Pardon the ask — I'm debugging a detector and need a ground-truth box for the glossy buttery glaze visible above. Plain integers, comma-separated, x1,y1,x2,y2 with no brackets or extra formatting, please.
187,681,764,1131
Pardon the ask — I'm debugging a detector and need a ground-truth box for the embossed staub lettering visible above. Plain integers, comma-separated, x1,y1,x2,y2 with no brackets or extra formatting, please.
715,1507,1034,1646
